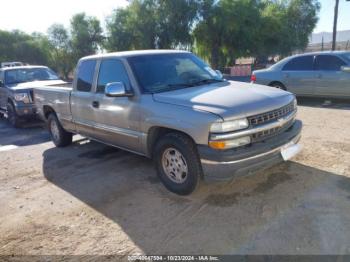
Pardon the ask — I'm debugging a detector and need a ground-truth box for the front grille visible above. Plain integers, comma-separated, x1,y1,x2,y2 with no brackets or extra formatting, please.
248,102,296,142
248,101,295,126
251,118,294,142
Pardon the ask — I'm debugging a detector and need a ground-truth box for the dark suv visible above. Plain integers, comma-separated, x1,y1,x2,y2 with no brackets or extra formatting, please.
0,66,64,127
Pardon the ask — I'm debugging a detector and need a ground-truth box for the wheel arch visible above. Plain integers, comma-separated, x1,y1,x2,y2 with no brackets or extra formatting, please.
43,105,56,120
268,81,287,90
7,98,15,107
146,126,196,158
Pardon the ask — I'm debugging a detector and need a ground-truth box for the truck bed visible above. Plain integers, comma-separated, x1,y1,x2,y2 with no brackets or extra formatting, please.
34,84,73,122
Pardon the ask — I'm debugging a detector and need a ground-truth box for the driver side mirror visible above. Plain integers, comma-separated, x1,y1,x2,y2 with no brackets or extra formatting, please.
0,80,4,87
341,66,350,73
105,82,133,97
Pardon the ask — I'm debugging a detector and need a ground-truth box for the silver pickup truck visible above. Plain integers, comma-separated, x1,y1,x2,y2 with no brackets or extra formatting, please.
34,50,302,195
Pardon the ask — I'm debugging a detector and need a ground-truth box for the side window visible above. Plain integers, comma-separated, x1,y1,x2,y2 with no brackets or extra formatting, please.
315,55,346,71
97,59,130,93
76,60,97,92
282,56,314,71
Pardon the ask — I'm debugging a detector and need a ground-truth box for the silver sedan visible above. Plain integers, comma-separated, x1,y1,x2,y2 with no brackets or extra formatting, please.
251,51,350,98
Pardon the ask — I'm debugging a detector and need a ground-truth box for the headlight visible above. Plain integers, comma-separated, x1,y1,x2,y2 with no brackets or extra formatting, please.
209,136,251,150
210,118,249,133
14,93,30,103
293,97,297,109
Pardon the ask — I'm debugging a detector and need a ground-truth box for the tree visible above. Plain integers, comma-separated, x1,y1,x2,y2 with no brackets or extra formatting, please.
194,0,262,69
105,0,199,51
70,13,103,60
193,0,320,69
47,24,74,79
0,30,51,65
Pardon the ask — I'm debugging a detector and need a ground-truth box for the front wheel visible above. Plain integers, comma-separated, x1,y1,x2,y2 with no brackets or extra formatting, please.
154,133,202,195
48,113,72,147
7,102,21,127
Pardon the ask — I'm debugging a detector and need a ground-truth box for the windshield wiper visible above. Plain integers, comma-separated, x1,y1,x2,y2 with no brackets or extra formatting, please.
190,78,225,86
151,83,195,93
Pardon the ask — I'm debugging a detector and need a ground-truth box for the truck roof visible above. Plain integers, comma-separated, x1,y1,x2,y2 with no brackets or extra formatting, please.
81,49,191,61
0,65,48,71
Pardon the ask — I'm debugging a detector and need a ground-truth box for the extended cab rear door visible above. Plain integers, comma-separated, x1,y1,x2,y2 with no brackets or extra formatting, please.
70,59,98,137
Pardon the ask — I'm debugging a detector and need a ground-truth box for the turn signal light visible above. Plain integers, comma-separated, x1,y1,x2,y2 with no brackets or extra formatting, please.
209,141,227,150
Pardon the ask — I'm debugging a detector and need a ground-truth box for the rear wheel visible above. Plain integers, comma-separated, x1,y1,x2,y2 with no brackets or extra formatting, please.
7,102,21,127
48,113,72,147
270,82,286,90
154,133,202,195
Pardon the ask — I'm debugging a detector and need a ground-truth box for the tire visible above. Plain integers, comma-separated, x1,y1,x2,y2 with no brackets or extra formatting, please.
270,82,286,90
154,132,202,195
7,102,21,127
48,113,72,147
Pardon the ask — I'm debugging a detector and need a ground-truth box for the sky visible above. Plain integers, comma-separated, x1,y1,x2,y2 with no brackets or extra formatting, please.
0,0,350,34
314,0,350,33
0,0,129,34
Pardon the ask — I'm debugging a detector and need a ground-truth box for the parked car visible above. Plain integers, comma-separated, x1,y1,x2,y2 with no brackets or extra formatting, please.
34,50,302,195
1,62,25,68
251,51,350,98
0,66,65,127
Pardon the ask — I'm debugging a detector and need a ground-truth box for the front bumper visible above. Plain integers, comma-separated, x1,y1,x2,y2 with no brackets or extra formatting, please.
15,104,37,117
198,120,302,181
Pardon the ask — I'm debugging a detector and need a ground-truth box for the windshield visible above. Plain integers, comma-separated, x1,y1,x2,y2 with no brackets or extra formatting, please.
341,53,350,63
127,53,224,93
4,68,60,85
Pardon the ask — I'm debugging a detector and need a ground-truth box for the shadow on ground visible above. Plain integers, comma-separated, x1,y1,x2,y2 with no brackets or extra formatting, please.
0,118,49,147
297,97,350,110
42,140,350,254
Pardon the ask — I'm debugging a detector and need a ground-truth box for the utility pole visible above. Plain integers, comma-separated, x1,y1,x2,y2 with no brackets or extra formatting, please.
321,36,324,51
332,0,340,51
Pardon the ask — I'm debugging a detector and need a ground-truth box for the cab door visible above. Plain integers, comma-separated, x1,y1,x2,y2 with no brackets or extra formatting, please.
281,55,316,96
314,55,350,97
70,59,98,137
90,58,141,152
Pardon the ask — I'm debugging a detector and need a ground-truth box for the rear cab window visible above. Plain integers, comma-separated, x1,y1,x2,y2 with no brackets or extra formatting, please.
282,56,314,71
76,60,97,92
314,55,346,71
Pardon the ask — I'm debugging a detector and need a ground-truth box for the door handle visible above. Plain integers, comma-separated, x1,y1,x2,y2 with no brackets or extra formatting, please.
318,74,322,79
92,101,99,108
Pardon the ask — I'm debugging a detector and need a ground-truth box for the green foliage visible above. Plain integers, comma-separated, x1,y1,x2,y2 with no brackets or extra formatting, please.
194,0,320,69
70,13,104,60
47,24,74,79
105,0,199,51
0,30,51,65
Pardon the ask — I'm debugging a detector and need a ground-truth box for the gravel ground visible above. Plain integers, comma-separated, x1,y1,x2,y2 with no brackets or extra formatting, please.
0,99,350,257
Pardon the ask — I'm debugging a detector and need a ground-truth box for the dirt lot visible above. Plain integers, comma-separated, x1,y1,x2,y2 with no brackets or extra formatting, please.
0,99,350,257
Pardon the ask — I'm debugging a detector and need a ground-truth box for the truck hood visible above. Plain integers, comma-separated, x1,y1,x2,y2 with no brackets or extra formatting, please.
152,81,294,120
8,80,66,91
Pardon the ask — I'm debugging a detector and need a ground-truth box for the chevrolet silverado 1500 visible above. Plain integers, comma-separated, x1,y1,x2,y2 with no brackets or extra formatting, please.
34,50,302,195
